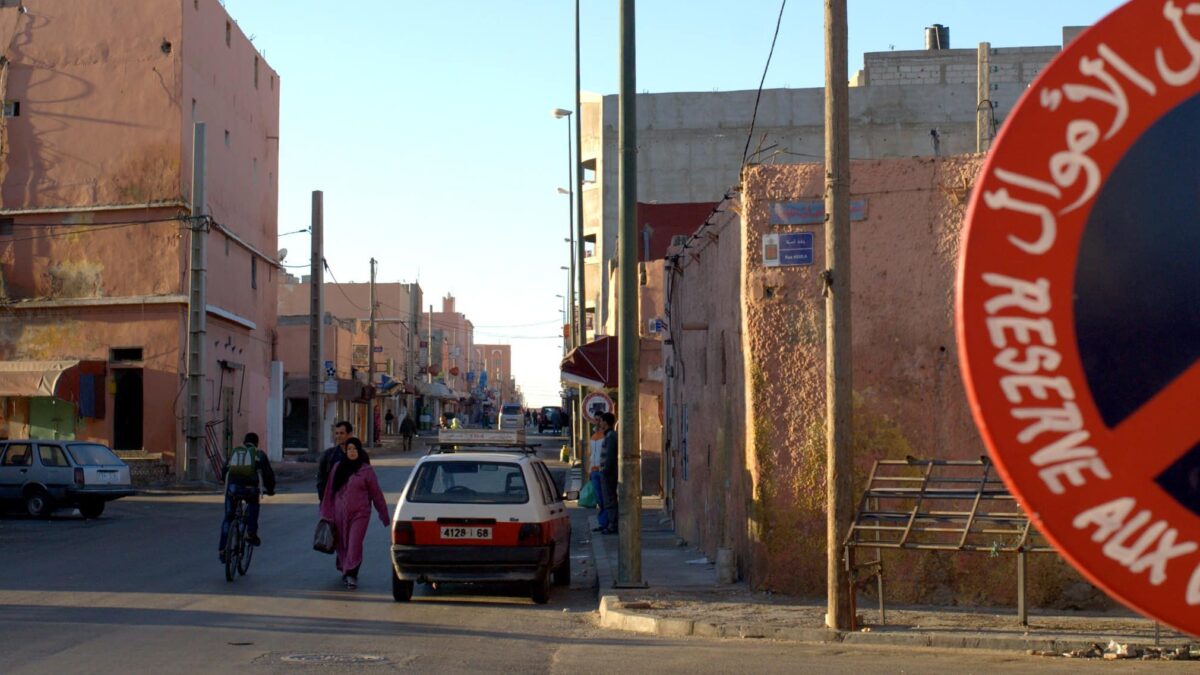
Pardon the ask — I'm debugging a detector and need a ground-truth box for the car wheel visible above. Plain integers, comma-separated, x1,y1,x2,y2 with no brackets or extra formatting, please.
391,567,413,602
552,543,571,586
79,500,105,519
25,488,53,518
530,572,551,604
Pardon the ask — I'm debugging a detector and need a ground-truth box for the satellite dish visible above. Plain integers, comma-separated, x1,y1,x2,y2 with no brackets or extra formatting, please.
277,248,288,262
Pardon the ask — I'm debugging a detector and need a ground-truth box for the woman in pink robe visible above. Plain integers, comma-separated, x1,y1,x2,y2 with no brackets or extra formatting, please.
319,437,390,589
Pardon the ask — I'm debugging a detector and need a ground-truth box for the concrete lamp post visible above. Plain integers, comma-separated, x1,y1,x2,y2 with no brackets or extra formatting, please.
553,106,583,466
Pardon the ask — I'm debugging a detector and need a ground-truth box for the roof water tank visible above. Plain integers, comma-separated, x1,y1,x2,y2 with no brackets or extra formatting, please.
925,24,950,50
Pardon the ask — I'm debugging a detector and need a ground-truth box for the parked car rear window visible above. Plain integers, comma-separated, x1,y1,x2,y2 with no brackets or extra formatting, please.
66,443,123,466
38,444,70,467
502,404,522,415
408,461,529,504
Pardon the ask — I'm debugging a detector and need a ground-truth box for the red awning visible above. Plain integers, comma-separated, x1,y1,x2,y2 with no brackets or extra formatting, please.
560,336,618,389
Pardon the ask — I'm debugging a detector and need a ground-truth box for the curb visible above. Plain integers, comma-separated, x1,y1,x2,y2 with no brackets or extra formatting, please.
585,524,1197,654
596,596,1195,654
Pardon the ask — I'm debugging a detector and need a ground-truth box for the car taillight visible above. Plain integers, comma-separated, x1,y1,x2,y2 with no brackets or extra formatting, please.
74,468,84,486
517,523,544,546
392,521,414,545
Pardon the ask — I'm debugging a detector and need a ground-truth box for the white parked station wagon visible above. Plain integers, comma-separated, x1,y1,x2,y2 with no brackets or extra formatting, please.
390,449,572,604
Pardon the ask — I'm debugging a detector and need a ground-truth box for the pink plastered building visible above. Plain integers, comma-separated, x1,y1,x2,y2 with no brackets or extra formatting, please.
663,156,1107,608
0,0,280,477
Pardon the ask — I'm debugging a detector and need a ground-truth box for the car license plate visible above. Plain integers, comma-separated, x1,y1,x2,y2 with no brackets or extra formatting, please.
97,470,118,484
440,526,492,540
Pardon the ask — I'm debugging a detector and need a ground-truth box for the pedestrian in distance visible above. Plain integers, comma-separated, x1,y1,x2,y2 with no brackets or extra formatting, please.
399,415,416,452
319,436,390,589
385,409,395,435
599,412,619,535
316,421,352,503
219,432,276,562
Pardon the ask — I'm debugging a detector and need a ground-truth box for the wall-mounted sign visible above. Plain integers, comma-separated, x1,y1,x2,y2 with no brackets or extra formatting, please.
352,344,369,367
769,198,867,225
762,232,814,268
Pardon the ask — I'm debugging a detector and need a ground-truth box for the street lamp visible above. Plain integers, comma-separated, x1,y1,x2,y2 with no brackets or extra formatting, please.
552,109,577,352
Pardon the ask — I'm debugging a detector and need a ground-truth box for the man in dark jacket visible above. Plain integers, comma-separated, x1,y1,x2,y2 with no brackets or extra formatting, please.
219,433,275,560
316,420,352,502
599,412,619,535
398,415,416,452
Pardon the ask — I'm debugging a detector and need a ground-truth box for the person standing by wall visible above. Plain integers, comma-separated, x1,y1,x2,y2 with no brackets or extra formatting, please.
599,412,618,535
385,409,395,435
319,436,390,589
588,422,608,532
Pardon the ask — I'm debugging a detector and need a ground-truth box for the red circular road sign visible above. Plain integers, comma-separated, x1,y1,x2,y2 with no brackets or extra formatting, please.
582,391,614,424
957,0,1200,634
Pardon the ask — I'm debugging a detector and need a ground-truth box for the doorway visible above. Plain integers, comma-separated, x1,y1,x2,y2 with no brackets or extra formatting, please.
112,369,143,450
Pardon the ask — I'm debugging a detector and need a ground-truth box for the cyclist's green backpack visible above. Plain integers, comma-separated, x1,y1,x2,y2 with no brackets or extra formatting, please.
227,445,258,481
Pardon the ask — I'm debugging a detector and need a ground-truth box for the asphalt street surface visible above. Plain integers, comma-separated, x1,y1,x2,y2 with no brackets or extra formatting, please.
2,448,1192,673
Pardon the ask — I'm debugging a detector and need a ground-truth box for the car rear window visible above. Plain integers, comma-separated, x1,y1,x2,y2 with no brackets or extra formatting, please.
502,405,521,415
38,444,70,467
66,443,123,466
408,461,529,504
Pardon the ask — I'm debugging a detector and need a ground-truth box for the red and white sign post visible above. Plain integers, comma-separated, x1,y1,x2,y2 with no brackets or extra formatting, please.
958,0,1200,635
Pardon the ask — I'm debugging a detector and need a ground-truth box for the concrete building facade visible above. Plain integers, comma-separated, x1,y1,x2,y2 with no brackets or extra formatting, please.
581,31,1074,334
661,155,1111,609
0,0,280,476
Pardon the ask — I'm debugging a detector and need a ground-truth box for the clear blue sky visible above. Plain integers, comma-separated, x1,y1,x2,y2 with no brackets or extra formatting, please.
224,0,1124,406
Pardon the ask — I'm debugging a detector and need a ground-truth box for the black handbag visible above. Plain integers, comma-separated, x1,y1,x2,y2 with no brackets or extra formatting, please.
313,518,336,554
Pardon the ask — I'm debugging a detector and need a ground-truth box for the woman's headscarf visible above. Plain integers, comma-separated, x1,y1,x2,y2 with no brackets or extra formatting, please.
331,437,371,495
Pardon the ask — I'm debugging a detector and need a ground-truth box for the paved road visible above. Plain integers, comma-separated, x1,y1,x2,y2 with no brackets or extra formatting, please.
1,451,1190,673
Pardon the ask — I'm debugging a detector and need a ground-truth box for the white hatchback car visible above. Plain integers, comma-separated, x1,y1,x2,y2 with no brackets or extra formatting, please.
390,450,572,604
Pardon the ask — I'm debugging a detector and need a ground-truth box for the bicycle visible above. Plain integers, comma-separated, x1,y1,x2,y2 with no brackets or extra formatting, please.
223,497,256,581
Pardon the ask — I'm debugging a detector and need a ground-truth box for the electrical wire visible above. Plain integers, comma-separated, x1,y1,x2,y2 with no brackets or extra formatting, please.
321,259,369,312
0,217,187,245
741,0,788,168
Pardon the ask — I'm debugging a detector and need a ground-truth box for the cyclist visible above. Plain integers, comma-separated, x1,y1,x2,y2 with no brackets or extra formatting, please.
218,432,276,562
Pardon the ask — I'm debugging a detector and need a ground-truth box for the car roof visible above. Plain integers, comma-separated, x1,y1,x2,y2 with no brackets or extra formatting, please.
418,451,533,463
1,439,97,444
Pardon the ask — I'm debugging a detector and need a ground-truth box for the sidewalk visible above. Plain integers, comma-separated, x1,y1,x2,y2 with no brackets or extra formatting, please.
587,497,1197,659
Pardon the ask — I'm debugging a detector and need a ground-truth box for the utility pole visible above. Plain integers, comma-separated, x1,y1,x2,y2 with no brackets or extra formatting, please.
824,0,853,630
561,112,579,462
308,191,325,459
573,0,588,466
976,42,992,153
616,0,643,588
367,257,378,447
185,122,207,481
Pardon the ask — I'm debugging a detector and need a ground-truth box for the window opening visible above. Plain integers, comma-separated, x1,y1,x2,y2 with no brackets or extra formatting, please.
3,101,19,117
110,347,143,362
225,21,231,47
